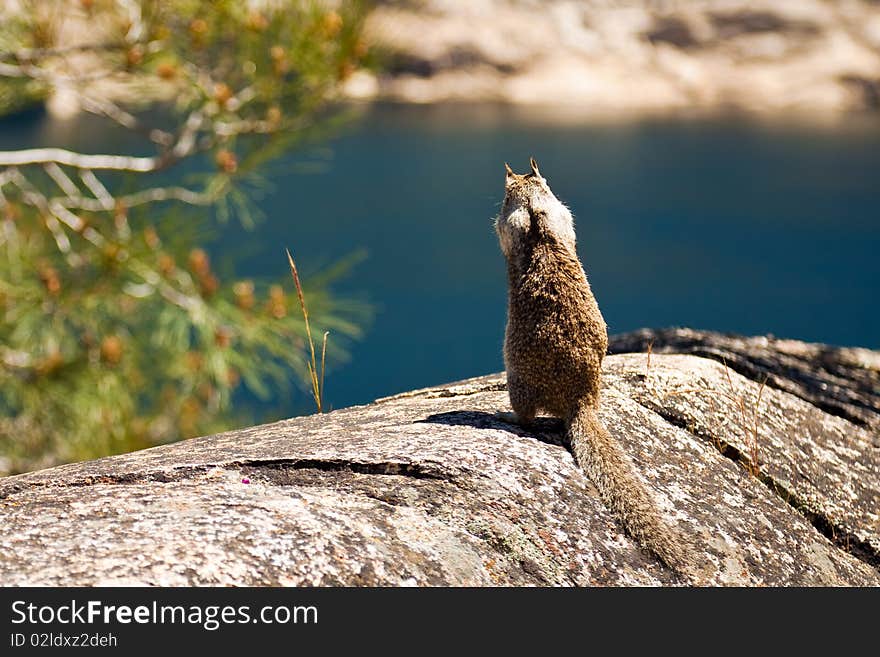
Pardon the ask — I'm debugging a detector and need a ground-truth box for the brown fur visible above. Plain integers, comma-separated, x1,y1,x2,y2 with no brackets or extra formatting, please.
496,158,693,578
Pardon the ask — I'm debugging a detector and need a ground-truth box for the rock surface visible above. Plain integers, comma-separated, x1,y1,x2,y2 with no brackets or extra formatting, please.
353,0,880,114
1,330,877,586
610,328,880,431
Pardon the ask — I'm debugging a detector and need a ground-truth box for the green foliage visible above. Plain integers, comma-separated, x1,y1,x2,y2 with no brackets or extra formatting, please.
0,0,373,475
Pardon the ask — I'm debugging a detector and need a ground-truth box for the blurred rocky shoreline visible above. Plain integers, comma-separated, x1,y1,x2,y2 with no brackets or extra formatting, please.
345,0,880,115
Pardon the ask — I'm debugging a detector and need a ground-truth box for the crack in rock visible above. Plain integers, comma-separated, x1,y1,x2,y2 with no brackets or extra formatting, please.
235,458,453,481
0,458,453,501
639,399,880,571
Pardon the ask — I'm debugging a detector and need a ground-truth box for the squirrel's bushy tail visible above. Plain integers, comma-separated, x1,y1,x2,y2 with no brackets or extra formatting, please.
569,404,693,579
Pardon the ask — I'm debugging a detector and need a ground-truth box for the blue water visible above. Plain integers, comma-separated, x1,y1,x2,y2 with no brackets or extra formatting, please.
3,103,879,416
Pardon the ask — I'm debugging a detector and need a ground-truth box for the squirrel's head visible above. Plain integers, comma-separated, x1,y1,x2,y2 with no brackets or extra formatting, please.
495,157,576,259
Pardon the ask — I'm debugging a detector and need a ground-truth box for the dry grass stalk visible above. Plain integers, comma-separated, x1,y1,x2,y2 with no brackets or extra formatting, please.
662,360,768,478
286,248,328,413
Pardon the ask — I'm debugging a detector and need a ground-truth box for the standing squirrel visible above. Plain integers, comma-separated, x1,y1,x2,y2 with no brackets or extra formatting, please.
495,158,693,578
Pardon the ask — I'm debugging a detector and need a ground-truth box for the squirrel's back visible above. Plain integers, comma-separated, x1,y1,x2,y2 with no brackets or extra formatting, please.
504,233,607,419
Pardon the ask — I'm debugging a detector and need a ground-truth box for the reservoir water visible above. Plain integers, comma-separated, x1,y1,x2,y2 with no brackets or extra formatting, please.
3,103,879,416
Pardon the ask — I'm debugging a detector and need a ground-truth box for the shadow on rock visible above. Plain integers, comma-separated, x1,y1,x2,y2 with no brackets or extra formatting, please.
419,410,567,447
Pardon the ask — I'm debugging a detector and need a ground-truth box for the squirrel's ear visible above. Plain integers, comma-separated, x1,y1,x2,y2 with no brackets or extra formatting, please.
504,162,514,179
529,157,541,177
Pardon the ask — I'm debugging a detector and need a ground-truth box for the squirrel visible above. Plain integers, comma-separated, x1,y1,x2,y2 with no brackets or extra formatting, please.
495,158,694,579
